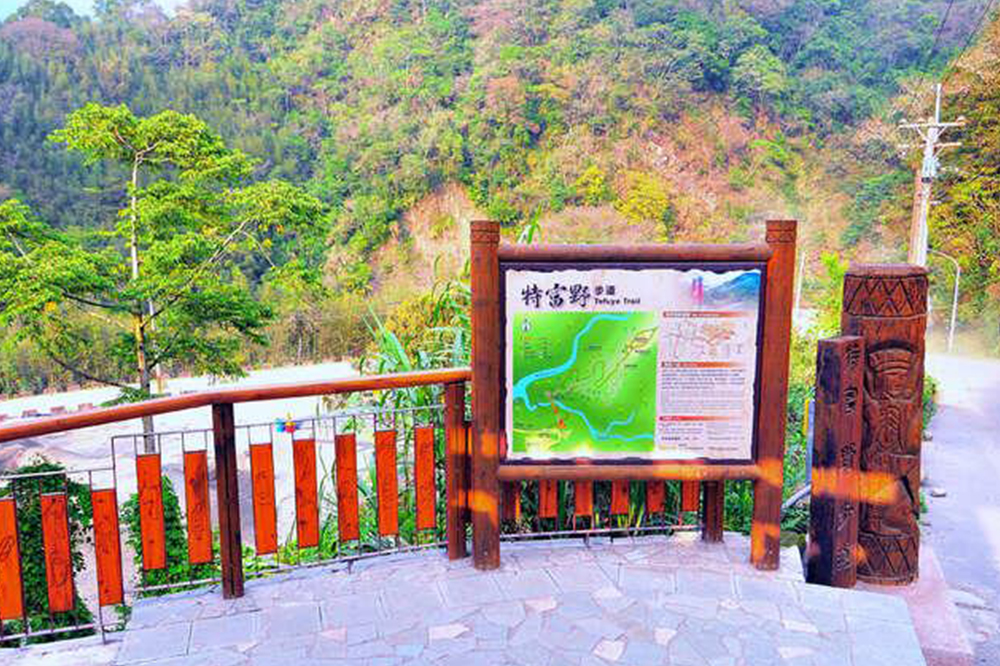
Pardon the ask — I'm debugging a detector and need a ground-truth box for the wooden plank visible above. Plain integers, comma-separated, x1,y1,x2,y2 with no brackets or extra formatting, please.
40,493,74,613
335,434,360,542
293,438,320,548
184,451,213,565
501,482,521,522
497,463,760,482
91,488,123,606
611,480,630,516
375,430,399,537
0,497,24,620
249,443,278,555
414,426,436,531
136,453,166,571
702,481,725,542
498,243,772,263
645,481,665,515
444,385,468,559
0,368,472,446
807,336,863,587
212,402,243,599
681,481,700,512
574,481,594,517
470,220,501,570
751,220,797,571
538,480,558,520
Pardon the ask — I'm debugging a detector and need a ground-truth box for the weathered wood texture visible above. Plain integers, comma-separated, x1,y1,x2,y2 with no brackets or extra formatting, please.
40,493,73,613
135,453,166,571
0,497,24,620
574,481,594,517
680,481,700,512
375,430,399,537
91,488,124,606
497,463,760,482
842,264,927,585
807,336,864,587
751,219,797,570
497,243,772,263
444,384,468,559
470,220,501,570
249,443,278,554
611,480,630,516
212,403,243,599
538,480,559,520
502,482,521,522
184,451,213,565
293,438,320,547
335,434,360,542
702,481,725,542
414,426,437,531
646,481,665,515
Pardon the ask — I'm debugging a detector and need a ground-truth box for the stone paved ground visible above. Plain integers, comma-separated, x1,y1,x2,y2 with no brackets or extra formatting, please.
2,533,925,666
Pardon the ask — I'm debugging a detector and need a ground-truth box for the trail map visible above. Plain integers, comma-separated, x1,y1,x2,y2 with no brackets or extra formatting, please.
505,266,761,461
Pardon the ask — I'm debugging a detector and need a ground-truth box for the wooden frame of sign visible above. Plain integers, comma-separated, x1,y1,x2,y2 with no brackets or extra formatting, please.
469,220,797,571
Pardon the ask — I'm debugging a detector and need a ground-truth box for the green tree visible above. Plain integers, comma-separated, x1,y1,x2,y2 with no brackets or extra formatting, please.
0,104,323,437
732,44,787,109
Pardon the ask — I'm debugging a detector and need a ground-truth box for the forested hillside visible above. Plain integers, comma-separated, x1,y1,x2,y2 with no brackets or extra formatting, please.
0,0,996,393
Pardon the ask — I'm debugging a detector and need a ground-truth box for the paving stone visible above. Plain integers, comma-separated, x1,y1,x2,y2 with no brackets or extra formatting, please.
321,593,381,627
841,589,913,624
116,622,192,664
381,582,445,618
675,570,735,599
493,569,559,600
135,648,247,666
524,596,558,613
592,639,625,662
429,622,469,641
548,563,613,593
189,612,260,652
439,572,504,606
482,600,527,628
616,565,676,595
258,602,320,638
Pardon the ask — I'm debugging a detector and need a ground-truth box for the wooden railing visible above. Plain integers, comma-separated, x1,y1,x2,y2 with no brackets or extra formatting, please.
0,367,473,637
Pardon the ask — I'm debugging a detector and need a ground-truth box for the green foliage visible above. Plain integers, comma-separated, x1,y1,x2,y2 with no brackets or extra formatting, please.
0,458,94,644
573,165,612,206
614,171,672,228
841,170,910,247
120,476,218,596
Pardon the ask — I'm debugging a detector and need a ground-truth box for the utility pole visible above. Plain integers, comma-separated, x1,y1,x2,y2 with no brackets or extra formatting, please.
898,83,964,266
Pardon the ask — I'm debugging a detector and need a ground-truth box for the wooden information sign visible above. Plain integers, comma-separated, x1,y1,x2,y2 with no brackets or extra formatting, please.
469,220,797,570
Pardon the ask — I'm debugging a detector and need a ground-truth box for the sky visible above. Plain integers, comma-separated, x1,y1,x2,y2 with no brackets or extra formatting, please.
0,0,187,20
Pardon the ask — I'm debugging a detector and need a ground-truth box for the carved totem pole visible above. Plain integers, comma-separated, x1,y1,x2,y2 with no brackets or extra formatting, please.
841,264,928,585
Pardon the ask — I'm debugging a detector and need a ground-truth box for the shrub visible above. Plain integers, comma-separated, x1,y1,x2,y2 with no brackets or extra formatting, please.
574,165,612,205
614,171,672,227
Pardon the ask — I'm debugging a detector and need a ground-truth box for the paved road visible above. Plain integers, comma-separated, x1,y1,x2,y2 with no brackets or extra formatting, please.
924,353,1000,665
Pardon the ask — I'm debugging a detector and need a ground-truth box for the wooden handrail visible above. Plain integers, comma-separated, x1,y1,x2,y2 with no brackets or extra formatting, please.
0,367,471,444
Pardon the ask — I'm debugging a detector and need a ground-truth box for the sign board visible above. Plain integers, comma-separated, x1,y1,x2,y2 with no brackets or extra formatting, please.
503,263,764,463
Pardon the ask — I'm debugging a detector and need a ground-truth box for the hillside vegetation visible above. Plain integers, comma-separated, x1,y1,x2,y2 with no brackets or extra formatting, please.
0,0,996,393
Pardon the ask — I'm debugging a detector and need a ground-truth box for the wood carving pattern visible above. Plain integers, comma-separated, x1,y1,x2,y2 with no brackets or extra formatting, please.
841,265,927,585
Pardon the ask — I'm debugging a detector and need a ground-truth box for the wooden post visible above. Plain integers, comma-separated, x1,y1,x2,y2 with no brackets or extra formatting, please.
470,220,501,570
841,265,927,585
702,481,724,542
751,219,797,570
807,336,863,587
445,381,468,559
212,402,244,598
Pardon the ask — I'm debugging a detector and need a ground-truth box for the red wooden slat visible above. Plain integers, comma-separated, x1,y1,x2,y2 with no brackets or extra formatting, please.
40,493,74,613
136,453,166,570
293,438,319,548
375,430,399,536
501,482,521,522
414,426,436,531
538,479,558,520
249,443,277,555
335,434,360,541
574,481,594,517
184,451,213,564
611,480,630,516
91,488,123,606
0,497,24,620
646,481,665,515
681,481,700,512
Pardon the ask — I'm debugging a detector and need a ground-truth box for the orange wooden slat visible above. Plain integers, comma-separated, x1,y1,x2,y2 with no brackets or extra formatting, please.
414,426,436,531
375,430,399,536
136,453,166,570
293,438,319,548
501,482,521,522
184,451,213,564
335,434,360,541
574,481,594,517
0,497,24,620
91,488,123,606
538,479,558,520
249,443,278,555
681,481,700,512
40,493,74,613
646,481,665,515
611,480,630,516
